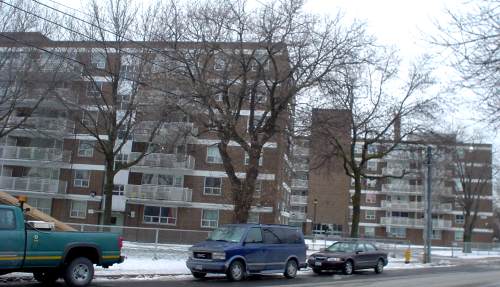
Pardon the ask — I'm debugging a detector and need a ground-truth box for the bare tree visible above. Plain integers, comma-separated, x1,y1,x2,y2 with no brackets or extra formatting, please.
432,0,499,128
156,0,371,223
311,48,437,237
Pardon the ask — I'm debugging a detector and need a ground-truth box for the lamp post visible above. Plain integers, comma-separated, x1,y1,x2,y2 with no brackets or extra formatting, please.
313,198,318,240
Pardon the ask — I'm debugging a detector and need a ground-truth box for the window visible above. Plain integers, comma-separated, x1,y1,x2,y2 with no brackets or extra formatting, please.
113,184,125,196
262,228,281,244
86,81,104,98
214,92,223,102
364,227,375,237
204,177,222,195
367,161,377,171
114,153,128,170
367,144,377,154
201,209,219,228
244,227,262,243
247,212,259,224
244,152,263,166
387,227,406,238
253,181,262,198
454,230,463,241
74,170,90,188
91,52,106,69
366,179,377,188
366,193,376,204
70,200,87,218
214,54,226,71
206,146,222,163
365,210,376,220
455,214,465,225
78,140,94,157
27,198,52,214
143,206,177,225
365,243,377,251
432,230,442,240
0,209,16,230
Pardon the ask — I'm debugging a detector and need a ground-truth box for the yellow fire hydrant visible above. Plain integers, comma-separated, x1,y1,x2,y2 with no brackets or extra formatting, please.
404,248,411,264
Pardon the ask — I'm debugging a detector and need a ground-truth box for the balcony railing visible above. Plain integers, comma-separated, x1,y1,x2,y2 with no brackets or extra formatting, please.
433,203,453,212
0,146,71,162
290,195,308,205
124,184,192,202
381,200,424,210
381,184,424,194
129,153,195,170
293,146,309,156
134,121,198,143
381,216,452,229
291,179,308,189
432,219,453,228
8,116,73,134
0,176,67,194
290,211,307,221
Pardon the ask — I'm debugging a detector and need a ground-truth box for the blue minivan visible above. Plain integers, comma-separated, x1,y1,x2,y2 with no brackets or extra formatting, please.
186,224,307,281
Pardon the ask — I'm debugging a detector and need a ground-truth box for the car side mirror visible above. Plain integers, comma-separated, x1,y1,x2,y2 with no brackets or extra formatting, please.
356,250,363,254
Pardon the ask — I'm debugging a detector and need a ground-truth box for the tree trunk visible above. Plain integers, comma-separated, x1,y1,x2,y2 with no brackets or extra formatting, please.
103,160,115,226
462,212,473,253
232,149,260,223
350,175,362,238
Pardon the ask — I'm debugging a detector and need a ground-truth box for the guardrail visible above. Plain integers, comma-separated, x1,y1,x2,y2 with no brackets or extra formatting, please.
0,146,71,162
0,176,67,194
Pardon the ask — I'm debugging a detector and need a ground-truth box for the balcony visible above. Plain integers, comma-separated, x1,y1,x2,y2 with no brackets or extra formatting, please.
381,184,424,194
290,195,308,205
432,219,453,228
0,146,71,163
8,116,73,135
381,200,424,210
293,146,309,156
433,203,453,212
381,216,424,227
124,184,192,202
128,153,195,170
134,121,198,143
289,211,307,221
0,176,67,194
291,179,308,189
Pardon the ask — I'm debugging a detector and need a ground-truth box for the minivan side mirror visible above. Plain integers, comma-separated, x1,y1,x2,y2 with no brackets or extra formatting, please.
355,249,364,254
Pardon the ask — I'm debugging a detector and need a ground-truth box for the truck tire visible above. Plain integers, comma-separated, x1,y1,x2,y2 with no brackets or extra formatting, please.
33,271,59,284
63,257,94,287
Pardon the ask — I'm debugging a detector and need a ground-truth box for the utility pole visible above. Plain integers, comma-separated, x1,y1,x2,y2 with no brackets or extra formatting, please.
424,146,433,263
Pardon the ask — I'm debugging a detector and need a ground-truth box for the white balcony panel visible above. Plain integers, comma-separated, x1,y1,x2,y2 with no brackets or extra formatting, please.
0,176,66,194
124,184,192,202
0,146,71,162
291,179,308,189
290,195,308,205
129,153,195,170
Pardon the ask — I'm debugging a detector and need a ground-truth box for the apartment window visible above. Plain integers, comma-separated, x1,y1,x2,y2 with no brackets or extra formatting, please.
367,144,377,154
91,52,106,69
244,152,263,166
78,140,94,157
206,146,222,164
455,214,465,225
114,153,128,170
364,226,375,237
366,178,377,188
74,170,90,188
113,184,125,196
365,210,376,220
141,174,180,186
432,230,442,240
204,177,222,195
367,161,377,171
27,198,52,214
365,193,376,204
214,92,223,102
454,230,463,241
201,209,219,228
86,81,104,98
248,212,259,224
253,180,262,198
143,206,177,225
214,54,226,71
70,200,87,218
387,227,406,238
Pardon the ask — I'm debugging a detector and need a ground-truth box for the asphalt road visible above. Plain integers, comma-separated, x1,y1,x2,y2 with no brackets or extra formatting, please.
2,262,500,287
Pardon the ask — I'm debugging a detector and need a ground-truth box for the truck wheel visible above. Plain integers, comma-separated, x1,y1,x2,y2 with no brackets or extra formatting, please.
63,257,94,287
284,259,298,279
33,271,59,284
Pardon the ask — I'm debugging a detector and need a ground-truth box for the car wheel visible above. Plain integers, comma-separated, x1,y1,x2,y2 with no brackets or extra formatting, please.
284,259,298,279
226,260,245,281
375,259,384,274
63,257,94,287
33,271,59,284
342,260,353,275
191,271,207,279
312,268,322,274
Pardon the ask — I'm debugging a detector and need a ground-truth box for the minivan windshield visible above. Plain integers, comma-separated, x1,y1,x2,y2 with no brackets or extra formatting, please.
207,226,247,243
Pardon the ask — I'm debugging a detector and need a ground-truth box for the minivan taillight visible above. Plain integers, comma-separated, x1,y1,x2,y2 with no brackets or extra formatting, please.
118,236,124,250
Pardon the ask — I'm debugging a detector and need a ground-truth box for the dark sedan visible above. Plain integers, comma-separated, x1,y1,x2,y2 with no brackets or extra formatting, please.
308,241,388,275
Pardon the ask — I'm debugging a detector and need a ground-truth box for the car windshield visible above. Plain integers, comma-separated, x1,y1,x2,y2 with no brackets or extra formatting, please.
326,242,357,253
207,226,247,243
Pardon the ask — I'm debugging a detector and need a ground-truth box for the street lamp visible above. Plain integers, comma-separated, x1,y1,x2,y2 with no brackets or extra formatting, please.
313,198,318,237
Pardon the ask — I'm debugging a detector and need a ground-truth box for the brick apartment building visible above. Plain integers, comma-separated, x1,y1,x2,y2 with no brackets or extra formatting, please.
0,32,293,241
291,109,495,245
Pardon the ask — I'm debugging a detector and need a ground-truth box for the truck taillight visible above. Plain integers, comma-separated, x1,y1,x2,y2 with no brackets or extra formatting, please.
118,236,124,250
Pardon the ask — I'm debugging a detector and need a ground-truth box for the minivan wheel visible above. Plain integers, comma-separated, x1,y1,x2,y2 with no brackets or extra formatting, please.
342,260,353,275
284,259,298,279
191,271,207,279
375,259,384,274
226,260,245,281
63,257,94,287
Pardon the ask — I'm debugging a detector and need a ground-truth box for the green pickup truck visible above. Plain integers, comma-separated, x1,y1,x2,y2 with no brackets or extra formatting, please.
0,204,124,287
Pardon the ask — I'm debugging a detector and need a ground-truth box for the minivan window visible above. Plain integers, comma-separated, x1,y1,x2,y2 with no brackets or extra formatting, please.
0,209,15,230
245,227,262,243
207,226,247,243
262,228,281,244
